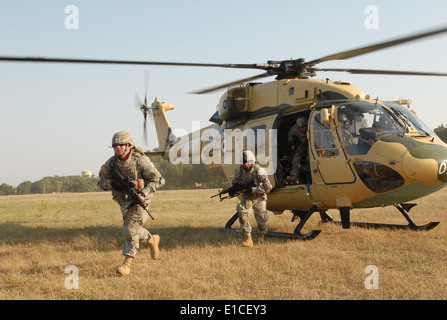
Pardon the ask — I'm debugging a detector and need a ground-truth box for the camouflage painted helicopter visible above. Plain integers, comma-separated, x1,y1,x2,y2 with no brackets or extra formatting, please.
2,25,447,240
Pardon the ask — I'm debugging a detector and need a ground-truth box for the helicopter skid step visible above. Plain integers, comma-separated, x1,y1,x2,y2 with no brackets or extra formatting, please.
220,205,322,241
332,220,439,231
320,203,440,232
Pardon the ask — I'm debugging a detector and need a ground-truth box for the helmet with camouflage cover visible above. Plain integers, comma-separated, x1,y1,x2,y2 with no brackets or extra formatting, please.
296,116,307,127
112,131,135,147
338,112,349,123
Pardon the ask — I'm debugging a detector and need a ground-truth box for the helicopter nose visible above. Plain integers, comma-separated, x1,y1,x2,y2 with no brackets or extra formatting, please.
439,159,447,182
402,153,438,184
402,144,447,184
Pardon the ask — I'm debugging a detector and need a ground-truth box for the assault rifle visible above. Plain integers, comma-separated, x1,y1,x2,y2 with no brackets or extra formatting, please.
111,169,154,220
211,179,256,201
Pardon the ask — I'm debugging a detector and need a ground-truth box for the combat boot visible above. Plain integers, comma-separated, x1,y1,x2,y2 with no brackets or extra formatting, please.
148,234,160,260
116,256,133,277
286,175,299,184
241,233,253,247
258,232,265,245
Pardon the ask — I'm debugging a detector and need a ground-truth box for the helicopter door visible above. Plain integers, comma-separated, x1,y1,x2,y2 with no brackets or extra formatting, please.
310,110,356,184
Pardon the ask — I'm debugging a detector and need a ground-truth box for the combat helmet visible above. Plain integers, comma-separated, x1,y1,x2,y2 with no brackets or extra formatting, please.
338,112,349,123
242,150,256,164
112,131,135,147
296,116,308,127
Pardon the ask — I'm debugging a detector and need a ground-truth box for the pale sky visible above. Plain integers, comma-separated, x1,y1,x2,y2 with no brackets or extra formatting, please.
1,0,447,186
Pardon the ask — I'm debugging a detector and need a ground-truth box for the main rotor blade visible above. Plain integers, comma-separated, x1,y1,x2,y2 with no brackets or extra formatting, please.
192,73,271,94
306,25,447,66
0,56,264,69
313,67,447,77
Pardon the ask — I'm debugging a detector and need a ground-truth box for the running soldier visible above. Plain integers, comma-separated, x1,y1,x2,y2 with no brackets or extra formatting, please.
98,131,165,276
233,150,272,247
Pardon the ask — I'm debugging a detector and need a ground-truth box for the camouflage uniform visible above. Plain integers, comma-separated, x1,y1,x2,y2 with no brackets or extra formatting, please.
288,119,308,178
233,163,272,236
98,147,164,258
338,112,355,146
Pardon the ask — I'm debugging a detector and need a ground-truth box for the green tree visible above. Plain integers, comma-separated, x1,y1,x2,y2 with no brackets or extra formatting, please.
30,179,47,194
27,176,100,194
0,183,16,195
16,181,32,195
434,124,447,143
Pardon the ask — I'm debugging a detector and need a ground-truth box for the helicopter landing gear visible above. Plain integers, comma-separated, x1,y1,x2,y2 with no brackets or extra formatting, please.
218,204,321,240
320,203,440,231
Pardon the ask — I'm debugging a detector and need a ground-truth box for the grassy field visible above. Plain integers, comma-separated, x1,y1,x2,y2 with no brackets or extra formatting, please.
0,187,446,300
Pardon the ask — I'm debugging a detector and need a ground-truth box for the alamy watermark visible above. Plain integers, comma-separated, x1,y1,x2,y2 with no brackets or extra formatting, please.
364,5,379,30
364,265,379,289
167,122,278,174
65,265,79,289
65,5,79,30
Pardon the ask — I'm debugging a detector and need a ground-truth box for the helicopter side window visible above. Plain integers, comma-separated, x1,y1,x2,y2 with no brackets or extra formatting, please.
353,161,405,193
312,114,339,158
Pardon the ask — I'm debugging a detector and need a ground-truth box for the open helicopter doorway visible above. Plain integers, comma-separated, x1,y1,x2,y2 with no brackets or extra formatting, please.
274,110,312,188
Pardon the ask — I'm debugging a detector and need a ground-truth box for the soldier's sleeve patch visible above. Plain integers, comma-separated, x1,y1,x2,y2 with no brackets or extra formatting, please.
101,165,108,175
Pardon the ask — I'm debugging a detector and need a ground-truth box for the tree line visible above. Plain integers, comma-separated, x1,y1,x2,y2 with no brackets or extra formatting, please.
1,124,446,196
0,176,101,196
0,161,227,196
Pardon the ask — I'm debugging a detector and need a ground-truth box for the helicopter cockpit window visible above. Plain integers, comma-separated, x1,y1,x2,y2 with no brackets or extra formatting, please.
313,113,339,157
384,102,435,137
336,102,404,155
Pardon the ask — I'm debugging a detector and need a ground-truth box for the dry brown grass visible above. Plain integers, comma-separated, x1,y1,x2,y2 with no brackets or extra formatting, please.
1,187,446,300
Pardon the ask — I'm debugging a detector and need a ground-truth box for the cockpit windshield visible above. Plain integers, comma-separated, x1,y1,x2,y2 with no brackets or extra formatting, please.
383,102,434,137
336,101,405,155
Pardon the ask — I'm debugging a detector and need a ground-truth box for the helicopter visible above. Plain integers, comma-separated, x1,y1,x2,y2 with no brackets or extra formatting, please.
2,25,447,240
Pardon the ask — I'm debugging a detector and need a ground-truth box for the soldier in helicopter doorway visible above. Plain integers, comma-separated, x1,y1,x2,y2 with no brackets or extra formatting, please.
286,116,309,184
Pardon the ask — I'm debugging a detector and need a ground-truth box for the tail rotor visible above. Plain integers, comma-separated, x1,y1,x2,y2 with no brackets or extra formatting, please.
135,70,155,146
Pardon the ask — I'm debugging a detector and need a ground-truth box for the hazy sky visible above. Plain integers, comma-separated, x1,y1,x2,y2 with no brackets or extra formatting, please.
1,0,446,186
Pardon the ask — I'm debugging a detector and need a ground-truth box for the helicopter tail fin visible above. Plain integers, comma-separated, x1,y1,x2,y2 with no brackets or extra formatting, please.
150,98,175,156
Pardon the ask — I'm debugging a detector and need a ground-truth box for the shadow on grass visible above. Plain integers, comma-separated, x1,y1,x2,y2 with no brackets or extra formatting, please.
0,222,121,243
0,222,286,249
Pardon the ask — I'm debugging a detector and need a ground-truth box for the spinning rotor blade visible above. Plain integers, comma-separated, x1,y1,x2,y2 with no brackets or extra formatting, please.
1,24,447,95
135,93,143,109
134,70,153,146
313,68,447,77
0,56,264,70
305,25,447,66
192,72,272,94
134,92,150,146
143,112,149,146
